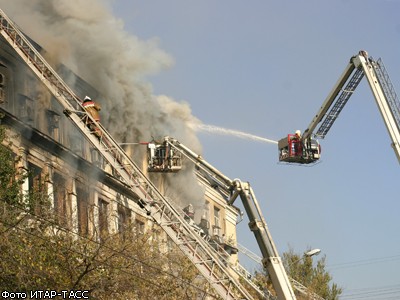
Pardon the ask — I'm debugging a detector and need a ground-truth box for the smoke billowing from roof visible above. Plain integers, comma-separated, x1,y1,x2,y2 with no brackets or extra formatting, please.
0,0,205,204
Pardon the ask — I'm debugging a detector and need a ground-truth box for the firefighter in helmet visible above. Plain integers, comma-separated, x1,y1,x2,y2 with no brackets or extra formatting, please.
291,129,302,157
82,96,102,137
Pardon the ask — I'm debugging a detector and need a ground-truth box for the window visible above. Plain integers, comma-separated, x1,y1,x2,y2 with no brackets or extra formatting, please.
27,163,45,214
28,163,42,192
77,186,89,236
46,109,60,139
117,204,131,234
51,99,67,145
213,206,220,228
53,173,70,228
202,201,210,220
213,206,221,236
18,94,34,125
199,201,210,235
98,198,108,240
69,133,84,157
135,217,145,235
90,148,103,168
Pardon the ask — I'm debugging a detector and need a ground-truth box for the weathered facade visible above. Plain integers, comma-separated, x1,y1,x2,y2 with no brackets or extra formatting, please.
0,34,240,265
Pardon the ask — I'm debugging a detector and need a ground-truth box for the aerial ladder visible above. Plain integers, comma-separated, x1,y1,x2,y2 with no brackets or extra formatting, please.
146,136,297,300
180,204,277,300
0,8,259,300
278,50,400,165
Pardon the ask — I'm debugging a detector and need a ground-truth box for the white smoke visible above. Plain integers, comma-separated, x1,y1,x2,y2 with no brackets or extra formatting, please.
0,0,205,204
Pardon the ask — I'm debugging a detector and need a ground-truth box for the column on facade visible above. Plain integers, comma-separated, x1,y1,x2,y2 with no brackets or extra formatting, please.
44,161,54,210
90,188,98,238
70,177,78,233
109,195,118,234
18,146,29,204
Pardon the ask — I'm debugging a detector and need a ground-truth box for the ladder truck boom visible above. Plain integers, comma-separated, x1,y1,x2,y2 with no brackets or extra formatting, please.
237,243,325,300
147,137,297,300
0,8,256,300
278,50,400,164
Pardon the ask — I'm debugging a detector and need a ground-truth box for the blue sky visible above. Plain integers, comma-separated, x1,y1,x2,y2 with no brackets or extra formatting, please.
111,1,400,297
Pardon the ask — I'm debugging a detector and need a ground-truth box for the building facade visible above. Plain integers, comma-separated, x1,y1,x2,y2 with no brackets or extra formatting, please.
0,34,240,266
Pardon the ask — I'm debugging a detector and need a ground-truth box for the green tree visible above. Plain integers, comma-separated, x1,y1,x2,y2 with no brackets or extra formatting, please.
239,247,342,300
283,247,342,300
0,122,216,300
0,119,24,205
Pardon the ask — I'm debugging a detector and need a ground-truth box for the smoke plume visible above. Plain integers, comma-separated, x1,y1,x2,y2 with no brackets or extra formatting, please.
0,0,205,205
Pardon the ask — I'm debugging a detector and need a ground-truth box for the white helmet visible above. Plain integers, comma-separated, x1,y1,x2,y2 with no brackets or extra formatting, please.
295,130,301,136
84,96,91,101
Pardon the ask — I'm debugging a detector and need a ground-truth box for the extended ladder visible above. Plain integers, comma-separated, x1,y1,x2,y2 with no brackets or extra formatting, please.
315,68,364,138
0,8,255,300
303,51,400,163
373,58,400,132
313,55,400,140
361,55,400,163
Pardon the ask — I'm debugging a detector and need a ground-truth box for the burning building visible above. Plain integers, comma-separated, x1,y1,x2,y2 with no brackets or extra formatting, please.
0,1,240,272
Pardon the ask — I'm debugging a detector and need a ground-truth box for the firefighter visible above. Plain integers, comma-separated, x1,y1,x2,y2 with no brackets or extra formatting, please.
291,130,302,157
82,96,102,137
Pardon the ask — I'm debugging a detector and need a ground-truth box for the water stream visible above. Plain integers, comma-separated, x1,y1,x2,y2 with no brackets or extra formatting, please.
192,123,278,145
